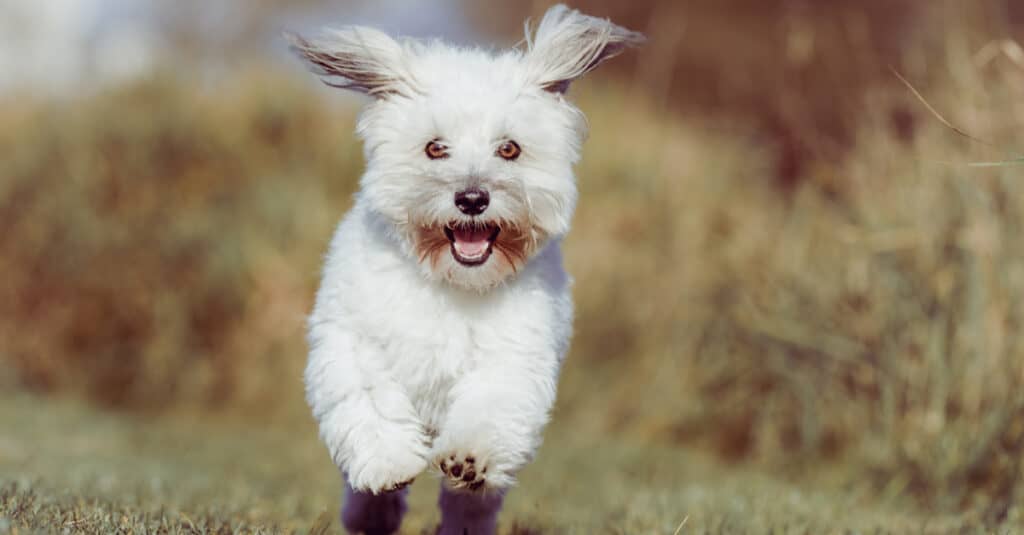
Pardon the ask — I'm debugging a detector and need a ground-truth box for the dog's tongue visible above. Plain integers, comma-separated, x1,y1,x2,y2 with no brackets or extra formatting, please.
452,227,492,257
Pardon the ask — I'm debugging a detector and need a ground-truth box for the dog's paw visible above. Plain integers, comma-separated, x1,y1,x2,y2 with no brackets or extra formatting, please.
436,451,488,491
349,456,423,495
346,441,428,495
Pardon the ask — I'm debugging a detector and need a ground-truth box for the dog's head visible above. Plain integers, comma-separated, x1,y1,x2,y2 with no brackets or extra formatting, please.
289,5,643,291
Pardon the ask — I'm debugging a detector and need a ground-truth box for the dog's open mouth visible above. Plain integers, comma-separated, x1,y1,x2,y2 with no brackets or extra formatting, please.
443,223,500,266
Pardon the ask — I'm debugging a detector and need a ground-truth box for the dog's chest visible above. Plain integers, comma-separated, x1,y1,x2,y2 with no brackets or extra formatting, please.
348,268,509,424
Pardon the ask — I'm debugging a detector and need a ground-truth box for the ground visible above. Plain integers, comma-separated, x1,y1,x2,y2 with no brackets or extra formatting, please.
0,393,1000,534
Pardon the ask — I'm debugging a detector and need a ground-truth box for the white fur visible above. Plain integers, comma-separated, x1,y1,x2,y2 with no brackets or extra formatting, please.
294,5,642,496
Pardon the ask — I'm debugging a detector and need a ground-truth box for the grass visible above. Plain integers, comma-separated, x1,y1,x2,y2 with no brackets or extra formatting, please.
1,392,1012,534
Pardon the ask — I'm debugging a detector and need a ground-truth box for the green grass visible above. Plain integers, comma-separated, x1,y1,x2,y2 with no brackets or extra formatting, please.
0,392,1011,534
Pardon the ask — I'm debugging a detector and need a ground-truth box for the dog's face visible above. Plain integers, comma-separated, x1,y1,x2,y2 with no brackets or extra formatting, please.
290,5,642,291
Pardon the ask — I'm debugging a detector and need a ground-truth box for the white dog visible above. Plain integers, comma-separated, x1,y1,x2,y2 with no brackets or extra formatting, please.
290,5,641,534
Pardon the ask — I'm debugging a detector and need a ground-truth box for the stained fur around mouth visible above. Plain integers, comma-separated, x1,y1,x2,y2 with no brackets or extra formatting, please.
443,222,501,267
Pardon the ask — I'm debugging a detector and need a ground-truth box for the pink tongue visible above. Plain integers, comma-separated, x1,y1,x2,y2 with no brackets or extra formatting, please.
452,227,491,257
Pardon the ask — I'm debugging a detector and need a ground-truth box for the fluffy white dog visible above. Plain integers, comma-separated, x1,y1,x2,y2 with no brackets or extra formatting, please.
289,5,642,534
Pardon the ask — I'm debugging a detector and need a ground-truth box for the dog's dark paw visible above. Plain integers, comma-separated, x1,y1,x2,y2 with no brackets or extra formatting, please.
437,452,487,491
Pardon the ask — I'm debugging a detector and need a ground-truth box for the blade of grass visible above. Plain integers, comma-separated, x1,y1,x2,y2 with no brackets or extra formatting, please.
890,66,996,148
891,67,1023,167
966,158,1024,167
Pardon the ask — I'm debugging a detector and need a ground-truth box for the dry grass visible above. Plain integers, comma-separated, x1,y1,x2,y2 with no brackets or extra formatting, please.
481,0,1023,181
2,20,1024,529
0,71,356,410
1,392,1012,533
563,50,1024,518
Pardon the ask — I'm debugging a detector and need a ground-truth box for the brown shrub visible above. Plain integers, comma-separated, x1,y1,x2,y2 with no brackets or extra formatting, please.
560,50,1024,517
468,0,1023,183
0,71,358,408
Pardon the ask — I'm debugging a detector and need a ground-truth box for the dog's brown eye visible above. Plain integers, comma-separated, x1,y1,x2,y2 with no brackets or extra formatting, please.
425,140,449,160
496,140,521,161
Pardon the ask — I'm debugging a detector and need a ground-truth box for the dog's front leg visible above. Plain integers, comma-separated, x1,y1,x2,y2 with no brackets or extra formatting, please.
306,325,431,495
430,352,558,535
431,352,559,493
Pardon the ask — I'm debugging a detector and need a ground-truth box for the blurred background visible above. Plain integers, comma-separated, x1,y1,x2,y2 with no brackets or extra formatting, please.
2,0,1024,531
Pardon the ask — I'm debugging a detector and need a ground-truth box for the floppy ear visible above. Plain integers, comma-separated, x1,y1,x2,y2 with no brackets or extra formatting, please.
286,27,409,97
525,4,645,94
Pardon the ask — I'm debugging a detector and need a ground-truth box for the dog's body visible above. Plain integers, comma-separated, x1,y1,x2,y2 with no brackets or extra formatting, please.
307,206,572,491
291,5,641,534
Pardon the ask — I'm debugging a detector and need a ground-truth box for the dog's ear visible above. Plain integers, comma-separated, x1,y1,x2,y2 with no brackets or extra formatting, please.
524,4,645,94
286,27,409,97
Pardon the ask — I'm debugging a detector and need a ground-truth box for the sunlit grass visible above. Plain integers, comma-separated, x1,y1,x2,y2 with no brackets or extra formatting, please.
1,392,1006,533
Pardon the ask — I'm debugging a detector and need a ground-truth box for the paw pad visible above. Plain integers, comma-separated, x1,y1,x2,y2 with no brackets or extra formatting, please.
438,453,487,491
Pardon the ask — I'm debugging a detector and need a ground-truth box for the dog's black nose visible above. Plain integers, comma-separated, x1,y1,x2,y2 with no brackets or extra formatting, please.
454,188,490,216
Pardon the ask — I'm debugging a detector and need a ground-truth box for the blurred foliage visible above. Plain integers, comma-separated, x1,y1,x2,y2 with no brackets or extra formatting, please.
2,3,1024,525
474,0,1024,182
558,41,1024,520
0,71,359,408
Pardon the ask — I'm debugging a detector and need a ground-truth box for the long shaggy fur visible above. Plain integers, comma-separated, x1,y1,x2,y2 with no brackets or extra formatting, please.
525,4,647,93
292,5,641,534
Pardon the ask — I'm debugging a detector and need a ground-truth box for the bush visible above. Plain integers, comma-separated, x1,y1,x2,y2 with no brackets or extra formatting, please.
563,55,1024,517
0,71,359,408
